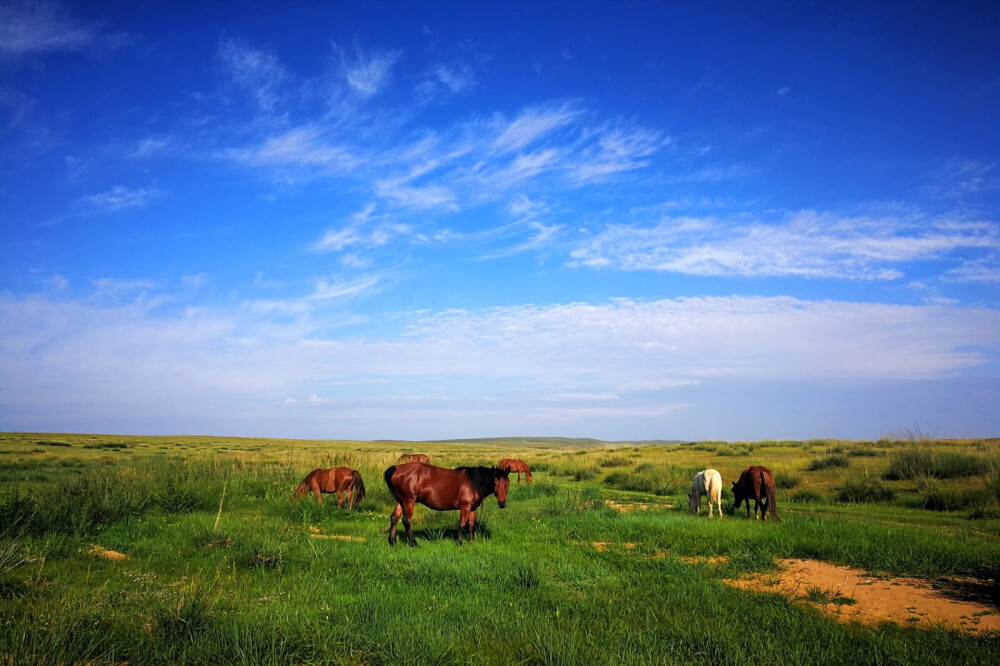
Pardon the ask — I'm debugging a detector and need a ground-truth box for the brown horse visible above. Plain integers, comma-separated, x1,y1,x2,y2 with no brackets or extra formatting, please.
293,468,367,509
732,465,780,521
396,453,430,464
498,458,532,484
383,462,509,546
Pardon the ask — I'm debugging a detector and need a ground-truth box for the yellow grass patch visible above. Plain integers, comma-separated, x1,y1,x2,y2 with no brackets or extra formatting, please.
89,545,129,561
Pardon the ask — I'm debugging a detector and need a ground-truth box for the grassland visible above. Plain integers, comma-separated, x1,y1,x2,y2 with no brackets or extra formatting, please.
1,432,998,664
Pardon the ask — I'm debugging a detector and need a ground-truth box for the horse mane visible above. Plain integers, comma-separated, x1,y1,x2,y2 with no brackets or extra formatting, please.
457,466,502,498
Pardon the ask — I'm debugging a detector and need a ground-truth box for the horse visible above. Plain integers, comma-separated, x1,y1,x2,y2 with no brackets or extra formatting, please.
293,468,367,509
396,453,430,464
383,462,509,546
732,465,780,521
498,458,533,484
688,468,723,518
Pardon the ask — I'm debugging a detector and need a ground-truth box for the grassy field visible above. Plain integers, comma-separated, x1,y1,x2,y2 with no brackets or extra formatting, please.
1,432,998,664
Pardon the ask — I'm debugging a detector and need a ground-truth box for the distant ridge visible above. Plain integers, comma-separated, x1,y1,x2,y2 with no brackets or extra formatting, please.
431,436,687,448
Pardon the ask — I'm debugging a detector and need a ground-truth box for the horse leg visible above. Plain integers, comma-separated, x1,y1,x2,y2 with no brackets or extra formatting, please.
388,503,402,545
517,471,522,485
402,502,416,547
347,487,354,510
468,510,476,544
760,497,769,521
457,506,469,546
312,483,323,504
336,489,344,508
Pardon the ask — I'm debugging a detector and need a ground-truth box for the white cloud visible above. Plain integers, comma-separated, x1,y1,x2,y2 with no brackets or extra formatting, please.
335,43,400,97
569,210,1000,280
0,1,95,57
308,274,382,301
231,126,360,172
491,104,580,153
2,287,998,437
81,185,160,212
218,38,288,113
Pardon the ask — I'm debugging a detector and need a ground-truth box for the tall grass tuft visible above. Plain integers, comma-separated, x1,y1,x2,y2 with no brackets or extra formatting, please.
836,472,896,504
883,448,987,481
806,455,850,471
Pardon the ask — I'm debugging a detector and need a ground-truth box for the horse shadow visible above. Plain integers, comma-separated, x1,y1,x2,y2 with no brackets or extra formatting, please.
411,522,493,543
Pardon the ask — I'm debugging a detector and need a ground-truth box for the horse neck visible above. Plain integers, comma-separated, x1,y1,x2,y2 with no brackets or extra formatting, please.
463,467,495,500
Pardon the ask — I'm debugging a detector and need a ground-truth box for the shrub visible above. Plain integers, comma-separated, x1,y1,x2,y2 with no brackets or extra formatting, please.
807,455,850,471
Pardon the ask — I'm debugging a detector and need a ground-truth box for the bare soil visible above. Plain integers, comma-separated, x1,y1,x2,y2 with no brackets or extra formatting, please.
724,558,999,634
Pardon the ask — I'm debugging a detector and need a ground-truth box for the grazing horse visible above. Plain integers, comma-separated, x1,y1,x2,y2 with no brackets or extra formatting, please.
498,458,533,484
396,453,430,464
293,468,367,509
732,465,780,521
383,462,509,546
689,469,723,518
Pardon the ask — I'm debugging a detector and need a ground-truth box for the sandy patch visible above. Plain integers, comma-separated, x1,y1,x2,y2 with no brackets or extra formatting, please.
89,545,128,561
724,558,999,634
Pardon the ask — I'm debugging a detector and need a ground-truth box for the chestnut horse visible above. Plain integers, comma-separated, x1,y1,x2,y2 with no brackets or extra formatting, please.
498,458,532,484
293,468,367,509
396,453,430,464
383,462,509,546
732,465,780,521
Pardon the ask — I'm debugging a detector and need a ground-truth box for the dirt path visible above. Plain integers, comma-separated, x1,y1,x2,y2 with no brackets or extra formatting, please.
724,558,999,634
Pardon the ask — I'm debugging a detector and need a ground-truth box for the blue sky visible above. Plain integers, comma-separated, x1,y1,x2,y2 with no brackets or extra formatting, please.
1,0,999,441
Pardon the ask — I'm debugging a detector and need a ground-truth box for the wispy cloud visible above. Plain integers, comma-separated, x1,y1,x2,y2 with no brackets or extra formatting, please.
308,274,382,301
334,43,401,97
0,1,95,57
491,103,580,153
217,38,288,114
81,185,161,212
569,210,1000,280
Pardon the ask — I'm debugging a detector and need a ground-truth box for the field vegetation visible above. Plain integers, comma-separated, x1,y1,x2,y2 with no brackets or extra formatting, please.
0,432,998,664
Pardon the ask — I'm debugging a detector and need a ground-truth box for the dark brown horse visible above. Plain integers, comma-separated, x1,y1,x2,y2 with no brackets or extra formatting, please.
732,465,780,521
293,468,367,509
383,462,510,546
396,453,430,464
498,458,532,484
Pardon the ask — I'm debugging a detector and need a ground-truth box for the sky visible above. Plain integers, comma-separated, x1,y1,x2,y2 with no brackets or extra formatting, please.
1,0,999,442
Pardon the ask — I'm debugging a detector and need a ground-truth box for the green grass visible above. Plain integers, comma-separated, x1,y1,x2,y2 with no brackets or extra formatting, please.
0,433,998,664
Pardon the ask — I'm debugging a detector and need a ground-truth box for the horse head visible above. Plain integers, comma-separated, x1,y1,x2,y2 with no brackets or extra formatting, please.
494,468,510,508
731,481,744,508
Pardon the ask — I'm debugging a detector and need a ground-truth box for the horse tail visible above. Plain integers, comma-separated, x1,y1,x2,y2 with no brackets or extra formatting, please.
351,470,366,507
383,466,400,504
763,470,780,522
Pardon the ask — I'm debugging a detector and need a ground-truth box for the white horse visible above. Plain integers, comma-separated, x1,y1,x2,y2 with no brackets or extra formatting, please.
689,469,723,519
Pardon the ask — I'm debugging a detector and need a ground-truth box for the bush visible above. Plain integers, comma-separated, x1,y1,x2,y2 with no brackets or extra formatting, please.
807,455,850,471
